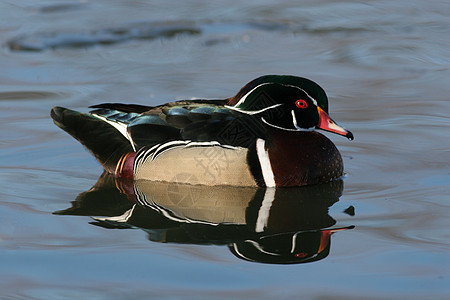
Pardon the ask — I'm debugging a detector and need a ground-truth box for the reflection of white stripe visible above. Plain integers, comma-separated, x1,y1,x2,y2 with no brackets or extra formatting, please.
230,242,280,263
291,232,301,253
256,139,275,187
92,205,136,223
244,240,281,256
255,188,276,232
92,114,136,151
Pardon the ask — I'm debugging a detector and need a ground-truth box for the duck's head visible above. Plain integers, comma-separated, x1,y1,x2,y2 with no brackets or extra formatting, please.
227,75,353,140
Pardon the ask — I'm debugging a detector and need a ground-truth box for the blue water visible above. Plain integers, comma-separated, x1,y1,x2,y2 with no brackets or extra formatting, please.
1,1,449,299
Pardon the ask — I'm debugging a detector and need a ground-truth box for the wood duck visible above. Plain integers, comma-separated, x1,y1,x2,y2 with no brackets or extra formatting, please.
51,75,353,187
55,172,354,264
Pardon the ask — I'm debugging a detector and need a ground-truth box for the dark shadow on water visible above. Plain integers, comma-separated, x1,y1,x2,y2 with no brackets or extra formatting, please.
7,18,366,52
8,22,202,52
54,172,354,264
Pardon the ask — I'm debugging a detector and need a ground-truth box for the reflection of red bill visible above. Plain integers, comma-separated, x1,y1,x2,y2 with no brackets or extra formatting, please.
318,225,355,253
317,107,354,140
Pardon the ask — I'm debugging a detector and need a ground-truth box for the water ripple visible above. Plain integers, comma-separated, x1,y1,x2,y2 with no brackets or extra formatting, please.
7,22,202,52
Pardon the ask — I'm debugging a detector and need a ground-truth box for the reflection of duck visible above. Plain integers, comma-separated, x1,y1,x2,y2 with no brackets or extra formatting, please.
229,227,352,264
51,75,352,187
55,173,354,264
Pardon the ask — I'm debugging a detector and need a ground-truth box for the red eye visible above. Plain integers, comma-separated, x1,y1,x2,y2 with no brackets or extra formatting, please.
295,99,308,109
295,253,308,258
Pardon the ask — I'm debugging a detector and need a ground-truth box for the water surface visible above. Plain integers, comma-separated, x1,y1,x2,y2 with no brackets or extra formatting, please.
1,0,449,299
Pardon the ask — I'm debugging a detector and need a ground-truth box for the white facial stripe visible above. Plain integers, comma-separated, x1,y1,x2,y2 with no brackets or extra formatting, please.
225,103,283,115
233,81,318,109
290,110,316,131
234,82,272,107
256,138,276,187
261,117,315,132
286,84,318,106
260,117,295,131
291,110,300,130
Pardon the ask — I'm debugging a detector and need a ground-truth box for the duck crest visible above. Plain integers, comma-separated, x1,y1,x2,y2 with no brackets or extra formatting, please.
228,75,329,113
51,75,353,187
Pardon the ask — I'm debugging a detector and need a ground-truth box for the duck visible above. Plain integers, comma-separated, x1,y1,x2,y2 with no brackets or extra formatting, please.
51,75,353,187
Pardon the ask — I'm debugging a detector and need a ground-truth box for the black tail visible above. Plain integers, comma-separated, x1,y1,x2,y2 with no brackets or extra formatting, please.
51,106,133,174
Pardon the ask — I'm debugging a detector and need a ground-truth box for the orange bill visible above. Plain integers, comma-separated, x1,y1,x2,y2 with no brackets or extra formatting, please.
317,107,354,140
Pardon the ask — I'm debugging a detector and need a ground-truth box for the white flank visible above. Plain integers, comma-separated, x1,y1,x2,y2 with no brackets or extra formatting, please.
135,140,241,173
92,114,136,151
255,188,276,232
150,140,238,161
256,138,275,187
185,141,238,149
150,140,190,161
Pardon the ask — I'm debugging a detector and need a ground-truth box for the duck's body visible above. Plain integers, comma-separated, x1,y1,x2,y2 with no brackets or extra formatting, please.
51,75,353,187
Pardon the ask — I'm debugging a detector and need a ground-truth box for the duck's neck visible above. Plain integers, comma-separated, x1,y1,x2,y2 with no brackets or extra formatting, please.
264,128,344,187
